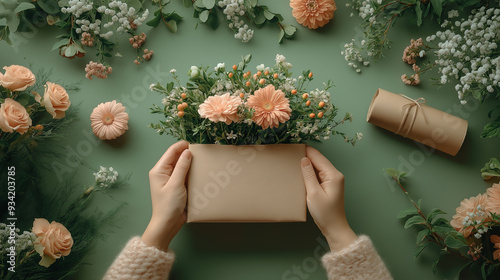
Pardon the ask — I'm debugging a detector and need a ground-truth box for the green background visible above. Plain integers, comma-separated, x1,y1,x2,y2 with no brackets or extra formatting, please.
1,1,499,279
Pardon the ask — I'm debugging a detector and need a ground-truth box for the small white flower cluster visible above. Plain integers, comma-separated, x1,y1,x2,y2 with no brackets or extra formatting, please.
226,130,238,139
61,0,93,18
275,54,293,70
341,40,370,73
97,0,149,37
214,63,225,72
218,0,254,42
427,7,499,104
0,223,36,255
462,205,489,239
93,166,118,189
75,19,102,35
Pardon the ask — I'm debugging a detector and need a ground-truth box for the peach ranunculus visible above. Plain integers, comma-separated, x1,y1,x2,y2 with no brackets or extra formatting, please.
450,193,489,238
290,0,337,29
485,183,500,214
42,82,71,119
246,84,291,129
90,100,129,140
0,65,36,91
32,218,74,268
491,235,500,260
198,93,242,125
0,98,32,134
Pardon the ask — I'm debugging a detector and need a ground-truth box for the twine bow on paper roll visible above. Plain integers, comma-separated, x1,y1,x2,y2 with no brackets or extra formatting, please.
366,88,468,156
394,95,427,137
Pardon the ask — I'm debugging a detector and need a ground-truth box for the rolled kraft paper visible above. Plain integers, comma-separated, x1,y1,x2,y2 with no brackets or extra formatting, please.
366,89,468,156
187,144,306,223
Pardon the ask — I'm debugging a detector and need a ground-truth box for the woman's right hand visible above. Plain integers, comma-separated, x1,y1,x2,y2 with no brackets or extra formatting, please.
301,146,357,252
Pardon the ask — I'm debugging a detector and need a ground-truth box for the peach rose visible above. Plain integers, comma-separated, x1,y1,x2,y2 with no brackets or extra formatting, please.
32,218,73,267
43,82,71,119
0,65,36,91
0,98,32,134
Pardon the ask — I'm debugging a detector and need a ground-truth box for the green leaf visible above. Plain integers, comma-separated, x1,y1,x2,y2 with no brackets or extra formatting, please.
397,208,418,219
415,1,422,26
7,15,19,32
64,45,76,57
14,2,35,14
263,8,275,21
0,18,7,26
202,0,215,9
444,235,466,249
430,0,442,19
278,27,284,44
284,25,296,37
146,14,161,27
206,12,219,29
37,0,60,14
384,168,407,183
481,262,487,280
199,10,209,22
481,158,500,180
51,38,69,51
404,215,425,229
166,20,177,32
194,0,206,9
432,257,440,275
414,242,429,258
427,208,446,223
480,116,500,138
416,229,430,243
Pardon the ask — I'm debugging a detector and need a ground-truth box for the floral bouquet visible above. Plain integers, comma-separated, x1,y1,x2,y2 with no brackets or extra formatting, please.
149,54,358,145
386,165,500,278
0,65,75,161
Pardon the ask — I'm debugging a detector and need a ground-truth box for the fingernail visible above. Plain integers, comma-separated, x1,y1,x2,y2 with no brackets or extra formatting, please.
184,149,191,160
301,157,310,167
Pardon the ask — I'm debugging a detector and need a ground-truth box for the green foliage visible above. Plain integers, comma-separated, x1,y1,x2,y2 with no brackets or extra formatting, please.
387,167,500,278
187,0,296,44
147,0,183,32
150,54,357,145
384,168,407,183
481,158,500,180
481,116,500,139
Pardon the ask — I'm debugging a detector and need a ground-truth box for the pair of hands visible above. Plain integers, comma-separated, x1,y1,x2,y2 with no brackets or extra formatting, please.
141,141,357,252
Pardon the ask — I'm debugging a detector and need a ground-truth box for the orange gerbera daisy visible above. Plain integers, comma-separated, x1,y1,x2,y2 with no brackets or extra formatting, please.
198,93,242,125
290,0,337,29
246,84,291,129
90,100,129,140
450,193,489,238
486,183,500,214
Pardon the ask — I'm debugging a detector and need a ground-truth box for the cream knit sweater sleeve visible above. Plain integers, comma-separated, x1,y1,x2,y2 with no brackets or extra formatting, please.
321,235,393,280
103,237,175,280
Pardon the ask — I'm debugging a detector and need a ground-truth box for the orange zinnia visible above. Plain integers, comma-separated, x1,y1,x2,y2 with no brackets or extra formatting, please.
290,0,337,29
246,84,291,129
486,183,500,214
450,193,489,238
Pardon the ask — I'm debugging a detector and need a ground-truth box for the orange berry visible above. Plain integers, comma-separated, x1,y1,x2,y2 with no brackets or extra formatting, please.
308,72,313,78
178,111,185,117
34,124,44,130
246,71,251,76
259,79,265,85
273,73,278,79
177,104,184,111
318,112,324,118
257,71,262,76
181,93,187,99
239,92,245,98
181,102,188,109
228,72,233,78
246,81,251,87
309,113,316,118
233,65,237,70
291,89,297,95
306,100,311,106
302,93,308,99
319,101,325,108
264,71,269,76
243,73,249,78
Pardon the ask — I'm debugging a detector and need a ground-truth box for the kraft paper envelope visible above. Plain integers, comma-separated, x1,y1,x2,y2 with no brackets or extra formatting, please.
367,88,468,156
187,144,306,223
